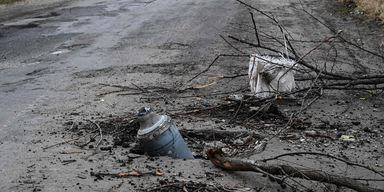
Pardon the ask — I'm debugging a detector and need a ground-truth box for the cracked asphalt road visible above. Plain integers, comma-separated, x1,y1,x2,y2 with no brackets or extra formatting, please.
0,0,249,191
1,0,383,191
0,0,241,133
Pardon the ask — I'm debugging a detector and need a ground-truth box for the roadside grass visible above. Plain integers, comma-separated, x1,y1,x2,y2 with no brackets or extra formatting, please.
340,0,384,23
0,0,28,6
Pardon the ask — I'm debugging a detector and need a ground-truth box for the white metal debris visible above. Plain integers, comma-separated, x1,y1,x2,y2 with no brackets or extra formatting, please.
248,54,296,98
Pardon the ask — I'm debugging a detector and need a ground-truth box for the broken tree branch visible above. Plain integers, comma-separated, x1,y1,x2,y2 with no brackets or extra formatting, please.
206,148,384,192
261,151,384,177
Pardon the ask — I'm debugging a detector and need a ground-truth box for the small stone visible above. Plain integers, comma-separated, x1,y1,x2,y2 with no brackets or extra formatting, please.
127,153,141,158
100,146,112,151
249,107,260,111
114,140,123,146
122,142,130,148
221,148,230,153
234,139,244,145
304,131,316,135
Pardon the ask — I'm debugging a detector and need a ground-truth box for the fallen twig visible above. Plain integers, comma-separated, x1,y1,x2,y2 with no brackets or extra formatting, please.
82,120,103,160
180,82,217,91
82,151,97,161
178,54,248,91
155,92,174,105
96,90,125,97
220,34,246,54
131,82,147,93
74,134,97,147
92,170,165,178
60,151,82,154
42,138,79,150
88,120,103,149
215,56,255,128
145,179,252,192
144,0,156,6
108,181,124,191
249,12,261,46
209,73,248,79
62,159,77,165
295,2,384,60
146,183,187,192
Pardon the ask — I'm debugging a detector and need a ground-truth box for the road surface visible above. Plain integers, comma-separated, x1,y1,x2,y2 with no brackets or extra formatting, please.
1,0,383,191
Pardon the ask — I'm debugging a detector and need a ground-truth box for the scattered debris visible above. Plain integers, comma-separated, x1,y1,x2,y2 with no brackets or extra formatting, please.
38,0,384,191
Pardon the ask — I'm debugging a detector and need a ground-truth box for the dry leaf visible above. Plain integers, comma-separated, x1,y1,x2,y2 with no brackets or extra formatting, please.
341,135,354,139
117,171,142,177
155,170,166,176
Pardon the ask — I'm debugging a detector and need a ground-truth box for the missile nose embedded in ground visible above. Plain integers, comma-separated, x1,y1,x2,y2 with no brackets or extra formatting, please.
135,107,194,159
